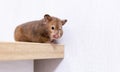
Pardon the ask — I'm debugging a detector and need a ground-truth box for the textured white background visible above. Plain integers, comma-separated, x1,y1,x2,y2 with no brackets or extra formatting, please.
0,0,120,72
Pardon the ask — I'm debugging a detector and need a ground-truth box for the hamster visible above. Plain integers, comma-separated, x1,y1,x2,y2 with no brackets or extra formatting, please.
14,14,67,43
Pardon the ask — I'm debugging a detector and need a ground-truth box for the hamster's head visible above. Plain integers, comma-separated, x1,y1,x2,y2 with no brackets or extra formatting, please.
44,14,67,41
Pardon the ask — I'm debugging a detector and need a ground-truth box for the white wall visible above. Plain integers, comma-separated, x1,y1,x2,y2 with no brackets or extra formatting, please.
0,61,33,72
0,0,120,72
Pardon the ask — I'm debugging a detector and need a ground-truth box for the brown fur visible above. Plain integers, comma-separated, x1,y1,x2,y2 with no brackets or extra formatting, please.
14,14,67,43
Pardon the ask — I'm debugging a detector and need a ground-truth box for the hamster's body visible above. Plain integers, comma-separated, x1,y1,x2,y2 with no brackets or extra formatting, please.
14,14,67,43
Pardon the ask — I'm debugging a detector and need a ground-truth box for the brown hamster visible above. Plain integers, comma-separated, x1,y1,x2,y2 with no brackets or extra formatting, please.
14,14,67,43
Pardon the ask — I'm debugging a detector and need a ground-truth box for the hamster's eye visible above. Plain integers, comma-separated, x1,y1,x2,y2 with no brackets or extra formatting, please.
51,27,55,30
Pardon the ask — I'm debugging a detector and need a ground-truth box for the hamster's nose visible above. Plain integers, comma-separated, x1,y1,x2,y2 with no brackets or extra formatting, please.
53,34,59,39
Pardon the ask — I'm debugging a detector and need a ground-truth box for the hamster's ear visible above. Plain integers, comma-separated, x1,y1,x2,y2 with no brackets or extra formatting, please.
44,14,52,21
62,19,67,25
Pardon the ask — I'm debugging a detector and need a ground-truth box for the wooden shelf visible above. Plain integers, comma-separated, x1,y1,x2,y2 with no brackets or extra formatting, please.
0,42,64,61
